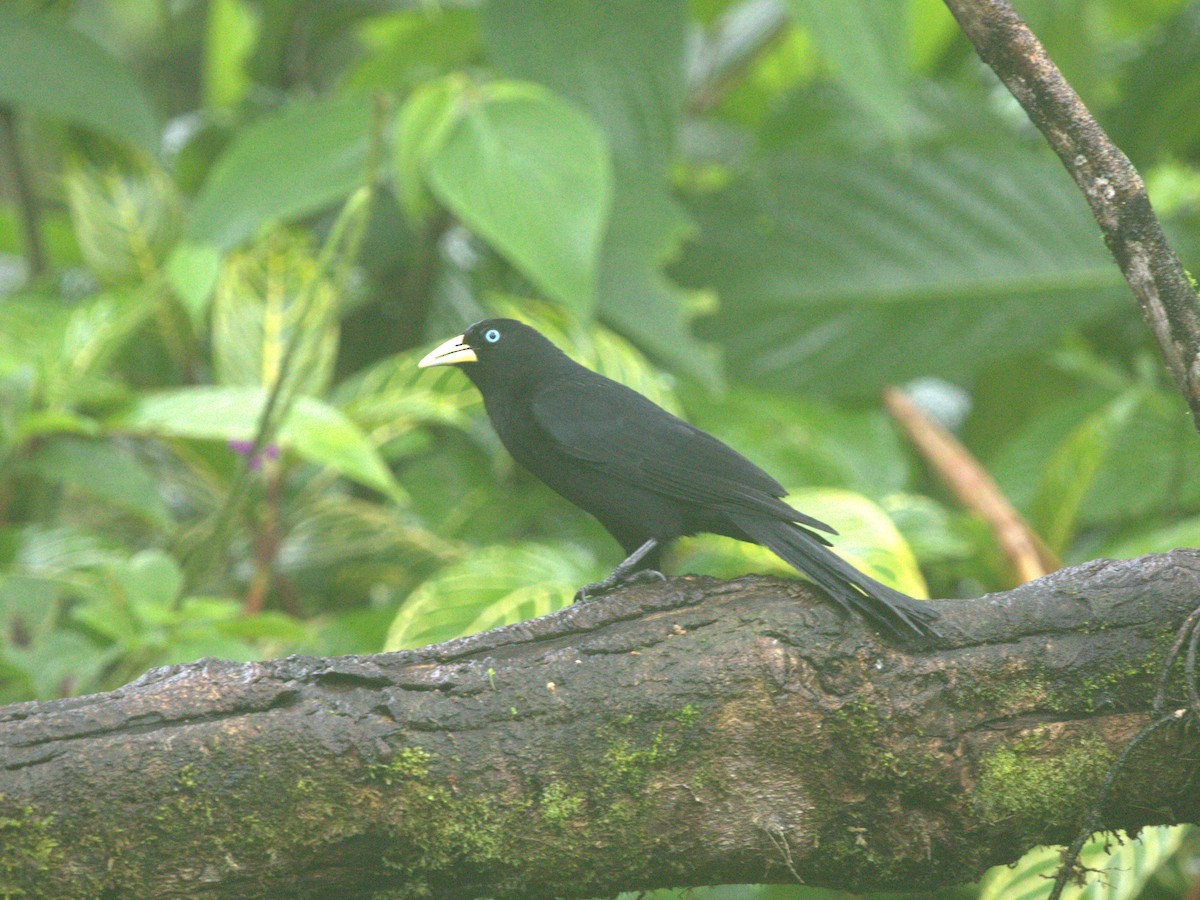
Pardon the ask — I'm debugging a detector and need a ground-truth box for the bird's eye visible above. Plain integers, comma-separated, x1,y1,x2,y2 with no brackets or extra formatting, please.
484,328,501,344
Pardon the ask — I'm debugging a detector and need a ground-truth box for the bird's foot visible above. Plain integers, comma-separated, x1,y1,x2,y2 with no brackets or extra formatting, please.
574,569,666,603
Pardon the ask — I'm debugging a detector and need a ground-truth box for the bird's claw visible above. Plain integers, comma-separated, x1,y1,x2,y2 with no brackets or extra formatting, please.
574,569,666,603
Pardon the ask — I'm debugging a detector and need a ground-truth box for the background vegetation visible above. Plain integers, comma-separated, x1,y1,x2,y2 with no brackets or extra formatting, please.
0,0,1196,896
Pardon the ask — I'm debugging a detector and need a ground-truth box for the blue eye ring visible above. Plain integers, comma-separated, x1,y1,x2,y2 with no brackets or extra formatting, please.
484,328,501,344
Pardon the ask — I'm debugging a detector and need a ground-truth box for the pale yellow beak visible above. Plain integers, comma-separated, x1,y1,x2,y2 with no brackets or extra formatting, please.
418,333,478,368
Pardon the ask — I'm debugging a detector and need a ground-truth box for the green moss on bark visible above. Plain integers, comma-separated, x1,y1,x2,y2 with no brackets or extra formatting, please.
973,732,1113,833
0,796,60,895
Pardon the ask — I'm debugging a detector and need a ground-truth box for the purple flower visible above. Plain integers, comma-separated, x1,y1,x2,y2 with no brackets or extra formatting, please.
228,440,280,470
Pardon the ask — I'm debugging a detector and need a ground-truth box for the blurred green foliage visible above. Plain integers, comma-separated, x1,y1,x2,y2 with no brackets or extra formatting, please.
0,0,1197,895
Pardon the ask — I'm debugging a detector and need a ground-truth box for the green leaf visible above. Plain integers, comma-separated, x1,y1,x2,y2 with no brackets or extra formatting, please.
335,347,480,448
482,0,687,172
64,164,181,284
215,607,308,643
3,630,107,700
675,487,928,598
681,386,911,497
281,495,459,590
423,82,613,311
43,290,154,411
482,0,714,383
348,8,481,95
392,75,468,223
1080,392,1200,528
881,493,977,565
977,825,1188,900
115,387,405,502
681,146,1129,397
1108,3,1200,163
203,0,259,109
211,231,339,398
785,0,910,137
1103,515,1200,559
22,437,170,525
0,289,147,428
1029,392,1141,554
595,176,719,387
0,576,64,647
385,542,599,650
115,550,184,615
0,10,158,155
165,241,223,326
2,525,125,578
189,93,372,249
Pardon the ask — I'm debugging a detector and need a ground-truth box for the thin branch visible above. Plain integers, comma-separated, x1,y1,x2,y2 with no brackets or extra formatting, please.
1154,604,1200,713
184,96,386,592
1047,713,1184,900
884,386,1057,584
941,0,1200,429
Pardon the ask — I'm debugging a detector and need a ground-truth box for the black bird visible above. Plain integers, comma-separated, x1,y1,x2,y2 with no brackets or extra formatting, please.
419,319,939,640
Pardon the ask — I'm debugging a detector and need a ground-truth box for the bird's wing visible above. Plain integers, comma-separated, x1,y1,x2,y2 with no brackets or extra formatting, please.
530,376,836,534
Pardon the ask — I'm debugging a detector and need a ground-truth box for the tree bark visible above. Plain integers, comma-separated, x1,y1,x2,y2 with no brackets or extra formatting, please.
2,551,1198,898
941,0,1200,429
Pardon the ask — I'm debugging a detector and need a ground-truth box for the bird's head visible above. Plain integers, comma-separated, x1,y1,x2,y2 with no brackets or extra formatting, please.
418,318,569,390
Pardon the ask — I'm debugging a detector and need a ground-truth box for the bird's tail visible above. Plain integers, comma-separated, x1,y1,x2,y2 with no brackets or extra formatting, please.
728,513,940,641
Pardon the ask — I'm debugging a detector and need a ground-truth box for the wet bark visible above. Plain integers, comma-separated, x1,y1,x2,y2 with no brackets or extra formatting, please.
2,551,1198,898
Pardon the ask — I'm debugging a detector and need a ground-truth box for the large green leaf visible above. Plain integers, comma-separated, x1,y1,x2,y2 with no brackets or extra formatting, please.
1029,392,1141,555
347,8,481,95
1109,4,1200,164
483,0,686,172
596,176,720,387
987,385,1200,548
385,542,598,650
681,386,911,497
392,76,467,223
422,82,613,312
0,10,158,155
203,0,259,109
189,93,372,249
482,0,716,383
977,825,1188,900
784,0,910,137
333,348,479,452
115,387,404,502
680,146,1129,397
281,495,460,595
1103,515,1200,558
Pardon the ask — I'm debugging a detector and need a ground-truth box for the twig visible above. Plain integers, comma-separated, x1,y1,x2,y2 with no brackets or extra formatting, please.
184,95,386,593
1154,604,1200,713
1187,612,1200,722
0,104,46,277
1046,713,1182,900
883,386,1057,584
941,0,1200,429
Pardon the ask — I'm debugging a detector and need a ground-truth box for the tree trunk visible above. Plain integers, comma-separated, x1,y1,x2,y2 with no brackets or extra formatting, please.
2,551,1198,898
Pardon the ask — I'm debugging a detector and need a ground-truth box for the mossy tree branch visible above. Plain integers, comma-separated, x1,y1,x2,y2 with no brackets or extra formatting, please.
2,551,1199,897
